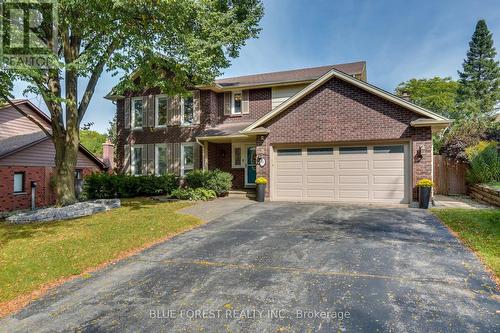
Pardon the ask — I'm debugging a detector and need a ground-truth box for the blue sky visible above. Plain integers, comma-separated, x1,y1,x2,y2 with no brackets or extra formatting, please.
11,0,500,133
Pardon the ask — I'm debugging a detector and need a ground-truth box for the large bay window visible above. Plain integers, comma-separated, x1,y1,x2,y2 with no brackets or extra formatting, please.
181,143,195,175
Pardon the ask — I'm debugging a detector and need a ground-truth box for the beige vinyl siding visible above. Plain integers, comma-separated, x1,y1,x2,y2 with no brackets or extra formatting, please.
271,84,308,109
0,139,100,168
0,104,51,140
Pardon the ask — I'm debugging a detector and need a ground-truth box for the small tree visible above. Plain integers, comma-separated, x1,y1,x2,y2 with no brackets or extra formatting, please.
3,0,263,206
457,19,500,115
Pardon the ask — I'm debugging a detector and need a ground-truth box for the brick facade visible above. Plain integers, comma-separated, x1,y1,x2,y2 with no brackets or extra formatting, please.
116,74,434,200
0,166,96,213
254,76,433,200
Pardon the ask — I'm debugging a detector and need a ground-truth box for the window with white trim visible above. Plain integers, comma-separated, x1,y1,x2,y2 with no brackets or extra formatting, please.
156,95,168,127
181,143,195,176
232,91,242,115
155,144,168,175
13,172,25,193
131,97,143,128
232,143,244,168
131,145,144,175
181,95,194,125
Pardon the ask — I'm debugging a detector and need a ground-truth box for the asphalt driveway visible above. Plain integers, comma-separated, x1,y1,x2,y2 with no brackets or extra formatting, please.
1,203,499,332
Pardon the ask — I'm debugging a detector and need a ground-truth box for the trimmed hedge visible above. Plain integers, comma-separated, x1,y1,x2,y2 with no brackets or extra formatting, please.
83,173,178,199
184,169,233,196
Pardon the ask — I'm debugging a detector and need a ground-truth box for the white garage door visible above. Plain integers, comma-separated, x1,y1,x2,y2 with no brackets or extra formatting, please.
272,144,409,204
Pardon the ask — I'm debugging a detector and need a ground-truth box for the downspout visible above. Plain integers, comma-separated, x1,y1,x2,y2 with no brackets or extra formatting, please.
195,137,206,170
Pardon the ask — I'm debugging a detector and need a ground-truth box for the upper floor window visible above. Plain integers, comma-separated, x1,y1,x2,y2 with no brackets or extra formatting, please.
131,145,144,175
156,95,168,127
132,97,143,128
232,91,242,115
181,143,194,176
182,95,194,125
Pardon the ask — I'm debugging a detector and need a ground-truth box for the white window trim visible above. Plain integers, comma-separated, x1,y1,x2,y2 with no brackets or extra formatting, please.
131,144,144,176
155,143,167,175
13,172,25,193
231,143,244,169
155,95,168,128
131,97,143,129
181,142,195,176
231,91,242,115
180,95,194,126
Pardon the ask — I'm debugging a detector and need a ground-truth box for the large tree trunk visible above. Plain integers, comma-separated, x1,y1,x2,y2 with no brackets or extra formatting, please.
53,132,79,206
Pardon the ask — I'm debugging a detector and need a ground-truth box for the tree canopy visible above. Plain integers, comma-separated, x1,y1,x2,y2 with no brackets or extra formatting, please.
457,19,500,115
80,130,107,157
2,0,264,205
395,77,459,118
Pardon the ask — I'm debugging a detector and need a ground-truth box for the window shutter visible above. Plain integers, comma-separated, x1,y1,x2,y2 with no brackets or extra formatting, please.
147,95,155,127
224,92,231,115
166,143,173,172
141,145,148,174
242,90,250,114
123,144,130,174
124,98,131,129
171,96,181,125
142,96,149,127
193,143,200,170
147,144,155,174
193,90,201,124
172,143,181,175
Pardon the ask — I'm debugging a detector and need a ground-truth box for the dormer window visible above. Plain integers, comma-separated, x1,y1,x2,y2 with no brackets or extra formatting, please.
232,91,242,115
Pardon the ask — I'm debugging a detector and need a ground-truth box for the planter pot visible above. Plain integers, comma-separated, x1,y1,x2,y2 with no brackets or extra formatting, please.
256,184,266,202
419,187,432,209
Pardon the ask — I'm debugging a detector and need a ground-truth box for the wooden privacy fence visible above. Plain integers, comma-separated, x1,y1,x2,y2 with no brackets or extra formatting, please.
433,155,468,195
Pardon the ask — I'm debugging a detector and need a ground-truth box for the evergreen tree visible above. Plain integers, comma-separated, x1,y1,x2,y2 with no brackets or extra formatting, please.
457,20,500,115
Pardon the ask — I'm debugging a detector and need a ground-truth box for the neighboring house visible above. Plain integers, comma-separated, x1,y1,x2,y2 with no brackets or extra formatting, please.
0,100,106,213
107,61,451,204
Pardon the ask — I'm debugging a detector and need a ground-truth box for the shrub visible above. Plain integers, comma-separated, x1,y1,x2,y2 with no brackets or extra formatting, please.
83,173,178,199
184,169,233,196
171,188,217,201
466,141,500,184
416,178,434,187
255,177,267,185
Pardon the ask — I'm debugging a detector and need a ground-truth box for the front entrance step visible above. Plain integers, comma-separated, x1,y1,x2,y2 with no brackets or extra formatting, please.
228,189,256,200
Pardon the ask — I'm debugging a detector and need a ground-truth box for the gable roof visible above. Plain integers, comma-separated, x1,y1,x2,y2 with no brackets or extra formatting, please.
213,61,366,89
0,100,107,169
242,67,451,133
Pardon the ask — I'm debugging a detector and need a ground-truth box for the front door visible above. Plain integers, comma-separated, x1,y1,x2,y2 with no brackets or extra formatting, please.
246,146,256,187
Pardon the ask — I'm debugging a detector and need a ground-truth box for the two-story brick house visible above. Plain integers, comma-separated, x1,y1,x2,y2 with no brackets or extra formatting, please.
107,61,450,204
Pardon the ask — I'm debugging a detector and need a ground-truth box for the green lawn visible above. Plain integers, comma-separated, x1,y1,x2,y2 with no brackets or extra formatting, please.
486,181,500,190
431,208,500,280
0,198,202,312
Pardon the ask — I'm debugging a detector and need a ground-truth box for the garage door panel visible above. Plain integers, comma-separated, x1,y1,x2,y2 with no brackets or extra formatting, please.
339,175,369,185
339,160,369,169
373,160,404,169
274,144,408,203
307,175,334,184
373,175,405,185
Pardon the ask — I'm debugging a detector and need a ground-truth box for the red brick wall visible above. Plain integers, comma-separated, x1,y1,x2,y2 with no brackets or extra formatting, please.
207,143,245,189
254,76,433,200
0,166,97,213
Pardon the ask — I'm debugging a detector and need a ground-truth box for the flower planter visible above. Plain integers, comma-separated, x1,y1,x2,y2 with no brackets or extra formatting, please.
419,187,431,209
256,184,266,202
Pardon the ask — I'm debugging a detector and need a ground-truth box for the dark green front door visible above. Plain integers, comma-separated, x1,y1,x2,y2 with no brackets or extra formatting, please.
246,146,256,186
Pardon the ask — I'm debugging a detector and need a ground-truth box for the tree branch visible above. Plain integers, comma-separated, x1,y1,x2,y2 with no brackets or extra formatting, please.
0,94,52,137
78,40,119,123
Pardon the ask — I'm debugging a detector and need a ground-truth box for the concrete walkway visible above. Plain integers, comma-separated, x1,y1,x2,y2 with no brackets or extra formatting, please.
433,194,497,209
178,197,256,222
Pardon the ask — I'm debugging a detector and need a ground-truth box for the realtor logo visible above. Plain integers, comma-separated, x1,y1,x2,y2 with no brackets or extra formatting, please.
0,0,58,68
